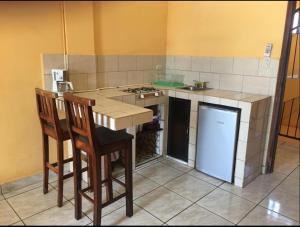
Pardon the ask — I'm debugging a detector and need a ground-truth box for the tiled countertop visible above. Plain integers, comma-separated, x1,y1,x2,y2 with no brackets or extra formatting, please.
153,85,270,103
56,84,270,131
56,87,153,130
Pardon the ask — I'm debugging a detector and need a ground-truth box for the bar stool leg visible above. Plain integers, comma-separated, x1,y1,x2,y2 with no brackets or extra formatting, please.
42,134,49,194
125,141,133,217
88,156,94,192
57,140,64,207
93,153,102,226
74,149,82,220
104,154,113,202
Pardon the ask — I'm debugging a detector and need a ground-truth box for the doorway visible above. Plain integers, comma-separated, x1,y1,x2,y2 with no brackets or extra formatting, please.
267,1,300,173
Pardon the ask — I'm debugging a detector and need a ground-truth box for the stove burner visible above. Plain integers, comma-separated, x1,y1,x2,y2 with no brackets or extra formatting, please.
123,87,159,94
122,87,163,99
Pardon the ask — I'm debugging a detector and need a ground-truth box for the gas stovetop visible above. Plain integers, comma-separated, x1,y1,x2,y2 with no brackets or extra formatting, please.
122,87,163,99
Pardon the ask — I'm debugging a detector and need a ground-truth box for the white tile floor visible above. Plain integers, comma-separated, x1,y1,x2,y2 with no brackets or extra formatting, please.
1,139,299,226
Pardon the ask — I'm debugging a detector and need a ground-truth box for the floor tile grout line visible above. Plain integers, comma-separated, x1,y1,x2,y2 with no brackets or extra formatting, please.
158,158,193,173
4,154,298,225
13,185,79,224
53,160,169,223
133,159,239,224
2,158,162,225
163,184,236,225
194,204,236,225
19,200,91,225
2,177,58,200
133,201,166,224
108,160,208,225
217,181,281,204
6,184,56,224
236,165,300,225
187,171,225,187
17,202,61,223
4,197,26,226
256,204,300,223
3,184,46,200
189,170,297,225
67,195,125,221
2,157,186,202
136,163,188,187
77,158,299,225
190,185,238,225
136,176,234,225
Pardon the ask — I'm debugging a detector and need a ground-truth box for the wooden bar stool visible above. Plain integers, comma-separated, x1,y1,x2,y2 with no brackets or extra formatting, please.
63,92,134,226
35,88,88,207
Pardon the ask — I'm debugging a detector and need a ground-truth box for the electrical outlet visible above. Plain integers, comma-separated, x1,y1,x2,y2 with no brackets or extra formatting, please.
51,69,67,81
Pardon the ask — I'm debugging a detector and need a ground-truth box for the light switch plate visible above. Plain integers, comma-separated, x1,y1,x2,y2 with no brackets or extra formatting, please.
264,43,273,57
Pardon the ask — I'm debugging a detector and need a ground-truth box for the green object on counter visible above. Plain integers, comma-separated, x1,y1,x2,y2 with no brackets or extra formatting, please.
153,80,184,87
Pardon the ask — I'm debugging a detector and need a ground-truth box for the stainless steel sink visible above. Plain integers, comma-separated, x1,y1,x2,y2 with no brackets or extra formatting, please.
179,86,209,91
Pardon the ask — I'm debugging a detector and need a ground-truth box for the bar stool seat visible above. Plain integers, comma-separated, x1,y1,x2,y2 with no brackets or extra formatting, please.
79,126,133,148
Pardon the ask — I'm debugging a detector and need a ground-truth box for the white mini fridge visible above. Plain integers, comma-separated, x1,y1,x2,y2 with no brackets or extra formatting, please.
195,103,240,183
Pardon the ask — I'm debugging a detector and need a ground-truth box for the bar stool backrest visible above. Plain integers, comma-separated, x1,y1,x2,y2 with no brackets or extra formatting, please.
63,92,97,156
35,88,62,140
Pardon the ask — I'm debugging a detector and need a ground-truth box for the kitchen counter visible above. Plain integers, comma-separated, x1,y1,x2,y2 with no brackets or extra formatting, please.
56,87,153,131
56,84,271,187
153,85,269,103
56,84,270,131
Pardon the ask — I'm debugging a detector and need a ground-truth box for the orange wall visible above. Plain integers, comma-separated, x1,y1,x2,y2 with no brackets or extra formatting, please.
64,1,95,55
93,1,168,55
0,1,168,184
0,1,288,183
166,1,287,57
0,1,96,184
0,1,64,183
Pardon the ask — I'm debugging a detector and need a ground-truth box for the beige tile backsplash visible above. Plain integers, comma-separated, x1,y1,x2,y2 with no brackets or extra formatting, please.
43,54,278,96
137,56,154,70
68,55,96,74
118,56,137,71
233,58,259,76
97,55,119,72
192,56,211,72
42,54,65,75
211,57,234,74
166,56,278,96
219,74,243,92
42,54,166,91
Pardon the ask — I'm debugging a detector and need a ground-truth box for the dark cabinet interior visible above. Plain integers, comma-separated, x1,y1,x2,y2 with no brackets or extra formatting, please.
167,97,191,162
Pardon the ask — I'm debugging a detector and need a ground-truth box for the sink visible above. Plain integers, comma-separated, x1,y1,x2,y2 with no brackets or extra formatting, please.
179,86,210,91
